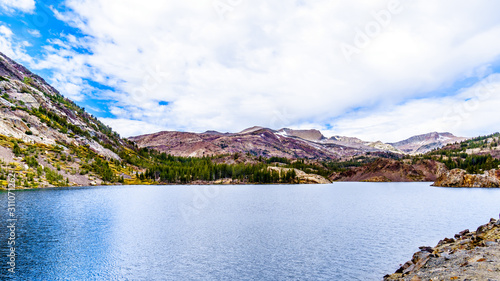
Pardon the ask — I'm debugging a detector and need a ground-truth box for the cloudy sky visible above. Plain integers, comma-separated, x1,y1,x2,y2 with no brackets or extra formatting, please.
1,0,499,142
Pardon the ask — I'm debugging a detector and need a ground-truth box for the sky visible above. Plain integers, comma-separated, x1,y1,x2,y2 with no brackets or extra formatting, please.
0,0,500,142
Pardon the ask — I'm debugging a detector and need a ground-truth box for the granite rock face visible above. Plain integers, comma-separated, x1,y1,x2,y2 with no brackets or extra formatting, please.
433,169,500,187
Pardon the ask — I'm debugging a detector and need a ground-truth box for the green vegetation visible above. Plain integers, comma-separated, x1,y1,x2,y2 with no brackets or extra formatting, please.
23,77,33,85
20,86,31,93
428,133,500,174
324,156,375,172
141,161,297,184
23,156,38,168
2,93,11,101
30,106,91,137
126,149,297,184
12,142,21,156
442,154,499,174
81,158,116,182
44,167,67,186
266,157,290,164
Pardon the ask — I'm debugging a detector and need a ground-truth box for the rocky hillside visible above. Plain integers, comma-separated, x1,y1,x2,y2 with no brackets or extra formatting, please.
437,133,500,159
129,128,368,160
465,133,500,159
390,132,467,155
0,52,145,188
129,127,409,160
329,158,447,182
328,136,403,154
0,52,126,156
130,129,470,161
384,218,500,280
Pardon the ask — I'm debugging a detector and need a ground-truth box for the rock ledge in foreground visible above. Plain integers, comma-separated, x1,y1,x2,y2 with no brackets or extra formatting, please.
384,218,500,280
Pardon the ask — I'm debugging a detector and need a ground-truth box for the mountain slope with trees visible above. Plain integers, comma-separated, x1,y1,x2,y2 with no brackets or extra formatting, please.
1,52,498,188
0,52,311,188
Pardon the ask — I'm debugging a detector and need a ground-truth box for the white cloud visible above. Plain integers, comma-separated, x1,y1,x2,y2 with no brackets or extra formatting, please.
35,0,500,139
0,24,33,64
0,0,35,13
27,29,41,37
98,118,171,138
326,73,500,142
0,25,13,37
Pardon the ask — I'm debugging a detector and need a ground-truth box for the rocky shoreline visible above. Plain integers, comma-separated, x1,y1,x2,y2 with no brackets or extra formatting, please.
432,169,500,188
384,218,500,280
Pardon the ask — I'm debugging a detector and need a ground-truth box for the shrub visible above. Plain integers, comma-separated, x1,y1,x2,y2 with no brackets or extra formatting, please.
12,142,21,156
24,156,38,168
23,77,33,85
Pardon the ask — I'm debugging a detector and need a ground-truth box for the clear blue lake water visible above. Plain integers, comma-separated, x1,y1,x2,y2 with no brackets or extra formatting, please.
2,182,500,280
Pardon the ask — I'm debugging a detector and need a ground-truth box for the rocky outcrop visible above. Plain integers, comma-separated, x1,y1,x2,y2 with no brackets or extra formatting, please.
267,166,331,184
433,169,500,187
330,159,447,182
384,218,500,280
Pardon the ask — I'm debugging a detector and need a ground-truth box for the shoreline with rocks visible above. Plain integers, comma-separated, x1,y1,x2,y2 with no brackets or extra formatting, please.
384,218,500,280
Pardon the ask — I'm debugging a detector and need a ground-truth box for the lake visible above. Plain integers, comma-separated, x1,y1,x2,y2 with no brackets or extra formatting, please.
1,183,500,280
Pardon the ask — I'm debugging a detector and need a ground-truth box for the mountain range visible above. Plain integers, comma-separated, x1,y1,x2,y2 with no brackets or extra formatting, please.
129,127,466,160
0,51,497,187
